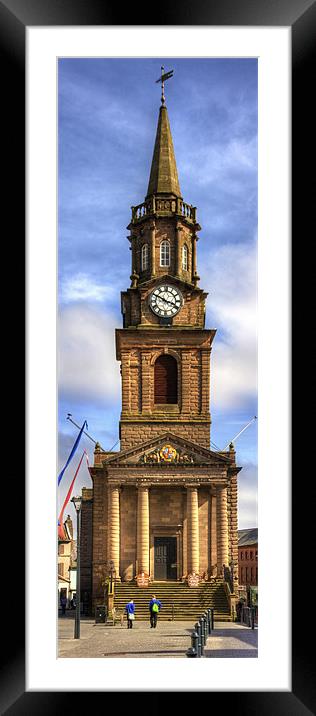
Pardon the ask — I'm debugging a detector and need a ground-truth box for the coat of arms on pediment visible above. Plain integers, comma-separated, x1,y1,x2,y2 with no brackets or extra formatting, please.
104,431,231,467
139,444,194,464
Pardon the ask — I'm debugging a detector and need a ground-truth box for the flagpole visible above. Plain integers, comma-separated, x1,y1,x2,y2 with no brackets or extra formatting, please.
66,415,106,451
222,416,257,451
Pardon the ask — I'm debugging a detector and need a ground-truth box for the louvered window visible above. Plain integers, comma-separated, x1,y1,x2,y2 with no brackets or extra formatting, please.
154,354,178,404
141,243,149,270
160,240,170,267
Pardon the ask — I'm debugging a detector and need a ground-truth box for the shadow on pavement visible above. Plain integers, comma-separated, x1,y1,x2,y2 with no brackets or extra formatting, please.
204,649,258,658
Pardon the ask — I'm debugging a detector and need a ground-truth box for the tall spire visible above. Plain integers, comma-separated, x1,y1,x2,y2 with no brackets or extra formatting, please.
146,103,182,200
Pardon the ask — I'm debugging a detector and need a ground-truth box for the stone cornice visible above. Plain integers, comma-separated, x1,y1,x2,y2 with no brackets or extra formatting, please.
106,475,228,488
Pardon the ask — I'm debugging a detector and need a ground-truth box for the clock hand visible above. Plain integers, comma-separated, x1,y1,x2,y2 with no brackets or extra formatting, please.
156,295,178,308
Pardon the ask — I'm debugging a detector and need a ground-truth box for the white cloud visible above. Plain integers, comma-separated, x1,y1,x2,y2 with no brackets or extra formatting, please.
204,241,258,410
238,484,258,529
58,303,120,402
60,273,116,303
237,463,258,529
181,136,257,190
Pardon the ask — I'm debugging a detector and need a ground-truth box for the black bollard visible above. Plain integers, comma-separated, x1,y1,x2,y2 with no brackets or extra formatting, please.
204,615,208,642
200,616,205,646
197,620,204,656
202,616,207,645
192,629,199,655
195,622,202,657
204,610,210,638
207,609,211,634
199,618,205,652
210,607,214,631
186,629,199,657
251,607,255,629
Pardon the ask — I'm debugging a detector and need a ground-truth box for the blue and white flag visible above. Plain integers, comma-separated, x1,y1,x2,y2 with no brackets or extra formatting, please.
58,420,88,486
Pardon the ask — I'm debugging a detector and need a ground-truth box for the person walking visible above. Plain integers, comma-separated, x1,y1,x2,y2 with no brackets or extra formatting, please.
149,594,162,628
125,599,135,629
60,595,67,616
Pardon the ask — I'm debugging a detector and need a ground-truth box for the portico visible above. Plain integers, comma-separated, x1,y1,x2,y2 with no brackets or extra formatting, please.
89,433,240,592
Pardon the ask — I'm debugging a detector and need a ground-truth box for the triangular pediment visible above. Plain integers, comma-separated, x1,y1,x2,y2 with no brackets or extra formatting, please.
137,274,206,296
103,432,230,467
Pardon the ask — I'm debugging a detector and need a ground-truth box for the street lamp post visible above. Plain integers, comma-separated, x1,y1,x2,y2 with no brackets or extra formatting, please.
107,560,116,618
71,495,82,639
109,560,116,593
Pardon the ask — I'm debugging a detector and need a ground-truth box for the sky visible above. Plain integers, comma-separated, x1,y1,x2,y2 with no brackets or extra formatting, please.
58,57,258,534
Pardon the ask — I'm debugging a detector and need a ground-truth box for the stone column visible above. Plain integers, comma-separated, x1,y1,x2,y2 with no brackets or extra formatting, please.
192,233,197,281
175,224,182,276
137,486,150,574
141,351,152,413
216,485,229,576
229,469,239,592
210,490,217,576
181,350,191,413
108,484,120,577
131,235,137,274
187,486,199,574
150,222,156,276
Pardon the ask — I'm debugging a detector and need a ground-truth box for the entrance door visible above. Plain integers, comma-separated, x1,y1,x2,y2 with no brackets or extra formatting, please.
154,537,177,580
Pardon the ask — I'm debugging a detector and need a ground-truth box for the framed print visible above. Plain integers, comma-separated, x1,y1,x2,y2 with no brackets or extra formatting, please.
1,0,314,712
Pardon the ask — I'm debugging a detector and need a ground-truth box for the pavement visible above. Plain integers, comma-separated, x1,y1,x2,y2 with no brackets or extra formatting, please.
58,614,258,658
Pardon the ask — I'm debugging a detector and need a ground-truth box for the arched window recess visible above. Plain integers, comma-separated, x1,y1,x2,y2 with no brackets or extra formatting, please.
160,240,170,268
154,354,178,404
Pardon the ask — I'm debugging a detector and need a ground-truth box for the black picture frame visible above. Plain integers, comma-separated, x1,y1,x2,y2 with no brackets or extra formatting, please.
2,0,314,712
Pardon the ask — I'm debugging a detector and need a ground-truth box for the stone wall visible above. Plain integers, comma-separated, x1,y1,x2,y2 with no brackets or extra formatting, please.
80,488,93,609
119,420,211,451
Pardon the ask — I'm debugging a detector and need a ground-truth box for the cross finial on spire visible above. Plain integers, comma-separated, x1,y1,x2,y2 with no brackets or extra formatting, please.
155,66,174,106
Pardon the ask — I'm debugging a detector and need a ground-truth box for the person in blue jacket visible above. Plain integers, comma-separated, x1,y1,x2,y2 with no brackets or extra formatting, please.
125,599,135,629
149,594,162,628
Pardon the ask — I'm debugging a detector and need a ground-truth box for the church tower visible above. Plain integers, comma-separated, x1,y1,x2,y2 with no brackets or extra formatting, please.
117,91,214,451
86,74,241,614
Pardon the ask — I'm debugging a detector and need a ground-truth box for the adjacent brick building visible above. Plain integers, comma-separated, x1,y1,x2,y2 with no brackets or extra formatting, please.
58,515,76,604
80,86,242,611
238,528,258,586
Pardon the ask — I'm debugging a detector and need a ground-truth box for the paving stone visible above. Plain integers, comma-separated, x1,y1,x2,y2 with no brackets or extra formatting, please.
58,616,258,659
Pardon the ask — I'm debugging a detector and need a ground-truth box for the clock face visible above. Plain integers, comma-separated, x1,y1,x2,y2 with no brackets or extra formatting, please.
149,284,183,318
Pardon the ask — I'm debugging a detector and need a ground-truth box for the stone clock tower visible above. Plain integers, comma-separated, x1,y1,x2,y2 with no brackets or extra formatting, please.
81,84,241,617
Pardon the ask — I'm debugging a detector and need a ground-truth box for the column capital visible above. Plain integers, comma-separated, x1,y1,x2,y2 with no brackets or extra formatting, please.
108,482,122,491
136,481,151,490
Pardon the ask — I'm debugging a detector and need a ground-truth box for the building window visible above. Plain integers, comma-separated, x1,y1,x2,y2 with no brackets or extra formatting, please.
160,240,170,267
182,244,188,271
250,551,253,560
141,243,149,270
245,551,249,560
59,562,64,577
59,544,64,555
240,551,244,560
154,354,178,404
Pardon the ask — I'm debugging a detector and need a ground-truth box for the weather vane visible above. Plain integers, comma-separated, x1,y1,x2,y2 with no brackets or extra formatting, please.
155,66,174,106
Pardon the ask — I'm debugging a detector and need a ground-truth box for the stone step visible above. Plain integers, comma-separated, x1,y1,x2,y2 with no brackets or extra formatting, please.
113,580,232,621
